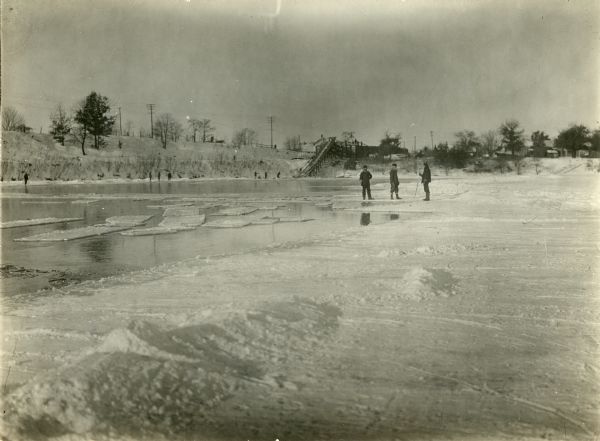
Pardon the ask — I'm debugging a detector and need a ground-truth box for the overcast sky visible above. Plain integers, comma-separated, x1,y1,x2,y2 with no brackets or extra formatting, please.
2,0,599,147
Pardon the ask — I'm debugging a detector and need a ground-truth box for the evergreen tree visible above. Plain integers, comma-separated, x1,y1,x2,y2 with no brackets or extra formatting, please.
49,104,72,146
74,92,115,150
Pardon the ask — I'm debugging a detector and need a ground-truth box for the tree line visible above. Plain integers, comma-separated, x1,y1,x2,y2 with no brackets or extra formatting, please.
2,92,268,155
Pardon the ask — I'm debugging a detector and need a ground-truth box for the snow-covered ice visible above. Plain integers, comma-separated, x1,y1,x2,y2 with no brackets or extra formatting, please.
2,174,599,441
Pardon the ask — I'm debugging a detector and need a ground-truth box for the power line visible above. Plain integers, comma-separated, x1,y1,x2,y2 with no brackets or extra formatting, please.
268,115,274,148
146,104,155,138
118,107,122,136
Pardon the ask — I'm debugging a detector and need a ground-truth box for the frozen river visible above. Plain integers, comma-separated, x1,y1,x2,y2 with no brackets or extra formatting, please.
1,174,599,441
1,177,416,299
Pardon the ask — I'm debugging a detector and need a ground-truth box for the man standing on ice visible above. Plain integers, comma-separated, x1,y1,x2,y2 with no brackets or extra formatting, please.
419,162,431,201
359,165,373,200
389,163,400,200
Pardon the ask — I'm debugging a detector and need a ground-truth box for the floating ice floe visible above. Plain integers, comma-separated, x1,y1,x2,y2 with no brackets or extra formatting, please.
71,200,99,205
203,218,251,228
146,203,193,209
14,225,131,242
163,207,199,217
257,205,285,211
104,215,154,227
276,217,314,223
0,217,83,229
315,202,333,208
251,217,280,225
21,201,66,205
215,206,258,216
121,227,182,236
159,214,206,228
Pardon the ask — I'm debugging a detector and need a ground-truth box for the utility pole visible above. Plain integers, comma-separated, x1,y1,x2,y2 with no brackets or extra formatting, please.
268,116,274,149
147,104,155,138
430,131,434,149
413,136,416,154
118,107,122,137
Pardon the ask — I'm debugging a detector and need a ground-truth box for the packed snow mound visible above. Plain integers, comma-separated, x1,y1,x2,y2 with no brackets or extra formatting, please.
104,215,153,227
2,298,341,440
371,267,458,303
0,217,82,229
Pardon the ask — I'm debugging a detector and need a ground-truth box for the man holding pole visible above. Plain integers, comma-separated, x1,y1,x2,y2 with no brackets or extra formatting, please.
389,163,400,200
419,161,431,201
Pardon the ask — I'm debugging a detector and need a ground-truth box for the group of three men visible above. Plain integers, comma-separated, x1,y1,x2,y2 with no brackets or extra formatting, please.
359,162,431,201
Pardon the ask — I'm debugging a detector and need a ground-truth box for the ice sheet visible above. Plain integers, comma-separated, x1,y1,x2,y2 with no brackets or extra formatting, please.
0,217,83,229
104,215,154,226
216,206,258,216
14,225,131,242
203,218,251,228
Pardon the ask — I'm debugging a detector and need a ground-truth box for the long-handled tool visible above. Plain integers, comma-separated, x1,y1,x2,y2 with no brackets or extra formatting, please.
414,176,420,196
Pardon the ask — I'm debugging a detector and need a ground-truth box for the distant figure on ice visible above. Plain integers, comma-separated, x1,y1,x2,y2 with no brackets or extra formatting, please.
254,171,258,179
419,162,431,201
359,165,373,200
389,163,400,200
264,171,268,179
277,171,281,179
157,171,161,181
149,172,152,182
23,172,28,186
167,171,172,180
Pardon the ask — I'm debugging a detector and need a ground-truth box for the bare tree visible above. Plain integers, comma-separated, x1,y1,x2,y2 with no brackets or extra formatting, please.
199,119,214,142
232,128,257,147
170,121,183,142
480,130,499,157
188,118,201,142
2,106,26,131
124,120,133,137
154,113,182,148
454,130,480,156
49,104,72,146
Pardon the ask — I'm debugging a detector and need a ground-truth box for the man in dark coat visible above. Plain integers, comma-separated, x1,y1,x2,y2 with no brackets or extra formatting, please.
359,165,373,200
389,163,400,200
419,162,431,201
